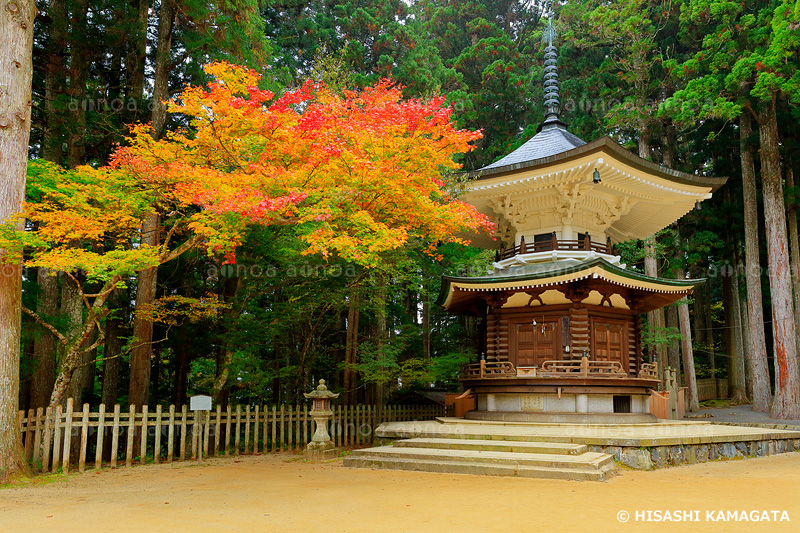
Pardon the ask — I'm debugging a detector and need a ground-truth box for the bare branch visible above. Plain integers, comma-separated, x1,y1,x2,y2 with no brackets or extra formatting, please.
160,212,185,253
21,305,68,345
161,234,203,263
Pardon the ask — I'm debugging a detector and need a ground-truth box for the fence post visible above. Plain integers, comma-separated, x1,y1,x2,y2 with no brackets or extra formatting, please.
215,405,222,456
253,405,259,454
262,405,269,454
139,405,149,464
33,407,43,469
62,398,74,474
52,404,62,472
180,404,188,461
295,404,301,451
24,408,34,462
223,404,231,455
42,406,53,472
279,405,285,452
167,404,175,463
154,405,162,464
235,405,242,455
271,405,277,452
110,404,120,468
78,403,89,472
244,405,251,454
95,404,106,470
126,404,136,467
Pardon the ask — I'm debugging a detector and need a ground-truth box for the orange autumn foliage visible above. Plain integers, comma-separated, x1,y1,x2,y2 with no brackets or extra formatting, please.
113,61,493,266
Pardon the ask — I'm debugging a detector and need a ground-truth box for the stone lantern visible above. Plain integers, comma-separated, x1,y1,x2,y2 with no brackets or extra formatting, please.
303,379,340,459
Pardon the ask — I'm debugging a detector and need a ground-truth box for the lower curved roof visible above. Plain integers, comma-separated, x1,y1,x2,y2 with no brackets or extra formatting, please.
438,257,701,315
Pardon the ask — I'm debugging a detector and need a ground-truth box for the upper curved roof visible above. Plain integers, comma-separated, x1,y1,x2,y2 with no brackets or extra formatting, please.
473,124,727,192
481,121,587,172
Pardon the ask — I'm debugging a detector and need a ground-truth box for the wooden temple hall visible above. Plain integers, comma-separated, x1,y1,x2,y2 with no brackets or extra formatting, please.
439,22,727,422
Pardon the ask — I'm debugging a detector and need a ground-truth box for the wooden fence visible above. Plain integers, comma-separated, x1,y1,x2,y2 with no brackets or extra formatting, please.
696,378,729,401
19,399,445,474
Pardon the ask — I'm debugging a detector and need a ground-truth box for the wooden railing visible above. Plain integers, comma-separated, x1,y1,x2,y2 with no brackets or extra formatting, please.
540,359,627,378
461,360,517,379
638,362,659,380
18,400,445,474
497,235,613,260
461,358,641,379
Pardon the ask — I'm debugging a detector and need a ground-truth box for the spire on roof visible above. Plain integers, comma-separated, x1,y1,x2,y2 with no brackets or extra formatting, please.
542,18,561,125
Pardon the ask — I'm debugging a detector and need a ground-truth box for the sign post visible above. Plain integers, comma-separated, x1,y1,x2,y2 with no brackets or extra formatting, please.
189,395,212,463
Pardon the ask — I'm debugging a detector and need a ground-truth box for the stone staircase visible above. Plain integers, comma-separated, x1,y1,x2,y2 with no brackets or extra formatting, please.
344,437,616,481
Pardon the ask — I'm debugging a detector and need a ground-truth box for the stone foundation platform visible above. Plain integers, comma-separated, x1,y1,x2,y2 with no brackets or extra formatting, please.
465,410,656,424
364,417,800,472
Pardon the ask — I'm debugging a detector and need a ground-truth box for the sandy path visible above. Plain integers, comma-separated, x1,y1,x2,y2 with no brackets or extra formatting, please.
2,452,798,533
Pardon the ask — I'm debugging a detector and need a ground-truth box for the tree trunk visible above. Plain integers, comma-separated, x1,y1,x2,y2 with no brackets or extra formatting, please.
127,0,172,406
665,304,681,386
41,0,66,163
373,279,388,407
758,100,800,419
49,278,118,407
724,261,748,404
151,0,175,139
344,288,359,405
422,297,431,364
740,284,754,400
65,0,88,168
100,306,123,407
644,239,667,373
30,269,58,408
128,212,160,407
785,158,800,358
173,331,190,407
126,0,150,102
271,335,281,405
677,289,699,413
0,0,36,480
638,124,651,160
62,274,86,404
211,276,240,403
740,112,771,411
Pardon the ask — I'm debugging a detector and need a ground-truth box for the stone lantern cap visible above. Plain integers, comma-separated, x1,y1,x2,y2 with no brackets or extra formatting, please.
304,379,340,400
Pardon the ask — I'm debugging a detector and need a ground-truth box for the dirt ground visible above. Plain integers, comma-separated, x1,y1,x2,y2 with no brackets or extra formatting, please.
2,452,799,533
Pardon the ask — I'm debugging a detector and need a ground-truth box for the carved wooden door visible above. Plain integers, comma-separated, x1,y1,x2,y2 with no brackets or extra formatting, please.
591,319,628,371
512,319,560,367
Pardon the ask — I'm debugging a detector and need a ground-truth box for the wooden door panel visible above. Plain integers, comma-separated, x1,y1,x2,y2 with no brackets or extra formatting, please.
511,319,561,368
590,319,628,371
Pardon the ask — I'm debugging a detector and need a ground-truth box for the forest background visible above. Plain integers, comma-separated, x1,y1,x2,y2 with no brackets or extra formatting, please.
5,0,800,435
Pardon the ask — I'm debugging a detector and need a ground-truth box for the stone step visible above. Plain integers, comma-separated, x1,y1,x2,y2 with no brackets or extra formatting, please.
394,437,588,455
348,445,614,470
376,426,573,443
344,455,615,481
